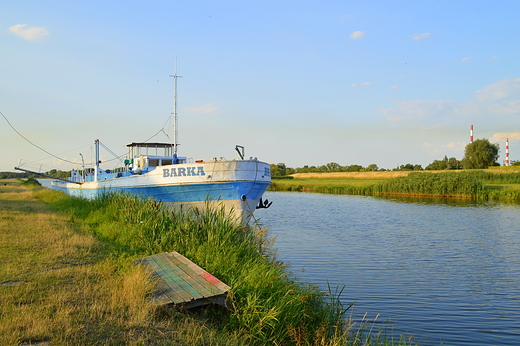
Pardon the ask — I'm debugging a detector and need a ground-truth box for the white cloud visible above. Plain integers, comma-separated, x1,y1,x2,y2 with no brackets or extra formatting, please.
351,83,357,87
490,56,500,61
9,24,49,40
362,81,371,86
350,31,365,40
423,141,467,160
412,33,430,40
490,132,520,143
461,57,473,62
380,78,520,127
474,78,520,102
380,99,454,124
184,103,221,115
390,85,399,89
442,141,465,149
465,78,520,115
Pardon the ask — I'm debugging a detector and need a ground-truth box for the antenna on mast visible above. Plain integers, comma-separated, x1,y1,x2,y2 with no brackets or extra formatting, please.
169,57,183,156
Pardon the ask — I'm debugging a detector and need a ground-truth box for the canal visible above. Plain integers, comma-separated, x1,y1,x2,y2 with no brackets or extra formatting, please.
255,191,520,345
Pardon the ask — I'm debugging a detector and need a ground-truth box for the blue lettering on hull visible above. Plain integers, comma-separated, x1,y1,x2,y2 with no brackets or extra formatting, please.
163,166,206,178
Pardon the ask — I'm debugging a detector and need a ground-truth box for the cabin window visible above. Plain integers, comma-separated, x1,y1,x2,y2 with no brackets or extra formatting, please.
148,159,159,167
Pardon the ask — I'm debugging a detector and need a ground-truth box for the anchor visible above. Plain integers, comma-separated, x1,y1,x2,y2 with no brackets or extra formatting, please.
256,197,273,209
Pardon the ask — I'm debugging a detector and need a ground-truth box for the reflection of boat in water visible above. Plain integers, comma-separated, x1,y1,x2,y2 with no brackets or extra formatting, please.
47,141,272,220
16,70,272,220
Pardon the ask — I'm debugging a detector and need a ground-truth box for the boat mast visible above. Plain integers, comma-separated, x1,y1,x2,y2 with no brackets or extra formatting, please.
169,57,182,156
94,139,100,181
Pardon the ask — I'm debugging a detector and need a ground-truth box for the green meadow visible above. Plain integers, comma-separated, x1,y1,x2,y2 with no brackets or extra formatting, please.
270,170,520,201
0,179,416,346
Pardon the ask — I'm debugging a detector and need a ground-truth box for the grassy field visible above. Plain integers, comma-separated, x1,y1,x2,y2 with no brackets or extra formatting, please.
0,179,252,345
271,169,520,200
0,179,417,345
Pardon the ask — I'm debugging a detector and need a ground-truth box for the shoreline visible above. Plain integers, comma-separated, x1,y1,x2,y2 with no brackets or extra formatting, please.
4,179,411,345
270,169,520,201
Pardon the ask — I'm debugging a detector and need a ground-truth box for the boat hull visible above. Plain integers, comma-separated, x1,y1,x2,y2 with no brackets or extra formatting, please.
50,159,271,220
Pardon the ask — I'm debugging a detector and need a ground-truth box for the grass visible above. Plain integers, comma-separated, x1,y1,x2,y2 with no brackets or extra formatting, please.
1,179,417,345
270,178,385,196
0,179,249,345
270,170,520,201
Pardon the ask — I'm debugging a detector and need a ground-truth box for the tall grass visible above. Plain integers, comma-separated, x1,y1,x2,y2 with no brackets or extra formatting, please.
34,190,356,345
0,184,251,345
1,182,418,345
376,172,483,197
463,170,520,184
271,171,520,201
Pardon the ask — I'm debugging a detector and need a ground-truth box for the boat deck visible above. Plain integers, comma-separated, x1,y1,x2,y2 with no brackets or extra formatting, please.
136,251,230,309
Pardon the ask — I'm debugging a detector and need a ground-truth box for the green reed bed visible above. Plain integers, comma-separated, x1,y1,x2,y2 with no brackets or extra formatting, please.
29,189,419,346
376,172,483,197
270,178,384,195
463,170,520,184
271,171,520,201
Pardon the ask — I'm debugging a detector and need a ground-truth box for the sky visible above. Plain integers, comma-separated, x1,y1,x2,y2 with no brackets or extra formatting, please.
2,0,520,172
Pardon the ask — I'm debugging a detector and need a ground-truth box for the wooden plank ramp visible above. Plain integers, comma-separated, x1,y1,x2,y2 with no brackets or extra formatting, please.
136,252,231,309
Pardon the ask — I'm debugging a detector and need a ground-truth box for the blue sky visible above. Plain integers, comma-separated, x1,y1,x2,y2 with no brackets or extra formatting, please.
2,0,520,172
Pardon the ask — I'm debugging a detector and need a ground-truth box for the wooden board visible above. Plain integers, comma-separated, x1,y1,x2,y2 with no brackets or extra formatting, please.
136,252,231,309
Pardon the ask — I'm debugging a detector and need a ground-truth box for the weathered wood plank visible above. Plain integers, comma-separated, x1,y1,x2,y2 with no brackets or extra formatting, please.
152,255,202,301
136,251,230,308
158,253,217,298
139,257,186,304
174,260,225,295
163,252,224,294
170,252,231,292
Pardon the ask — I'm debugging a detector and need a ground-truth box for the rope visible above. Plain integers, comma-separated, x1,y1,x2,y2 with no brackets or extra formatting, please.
3,109,177,171
141,114,174,146
1,110,82,165
245,198,262,230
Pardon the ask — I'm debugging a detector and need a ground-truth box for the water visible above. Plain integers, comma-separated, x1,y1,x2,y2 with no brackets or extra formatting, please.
255,192,520,346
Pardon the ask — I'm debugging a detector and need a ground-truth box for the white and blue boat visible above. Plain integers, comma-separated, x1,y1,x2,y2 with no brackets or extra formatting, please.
16,72,272,220
47,141,271,220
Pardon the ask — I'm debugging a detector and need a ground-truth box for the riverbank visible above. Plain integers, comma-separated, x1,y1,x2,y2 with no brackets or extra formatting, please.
0,179,246,345
270,169,520,200
0,179,416,345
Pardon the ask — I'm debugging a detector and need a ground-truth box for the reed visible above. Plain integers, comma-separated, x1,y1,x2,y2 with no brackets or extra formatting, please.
376,172,483,197
271,170,520,201
0,182,249,345
77,192,355,344
462,170,520,184
2,182,417,345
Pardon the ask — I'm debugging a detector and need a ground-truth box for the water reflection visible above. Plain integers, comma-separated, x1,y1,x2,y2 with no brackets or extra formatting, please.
255,191,520,346
375,193,520,207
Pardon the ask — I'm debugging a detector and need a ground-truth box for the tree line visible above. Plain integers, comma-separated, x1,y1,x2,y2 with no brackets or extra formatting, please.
0,169,71,180
271,138,519,176
2,138,517,179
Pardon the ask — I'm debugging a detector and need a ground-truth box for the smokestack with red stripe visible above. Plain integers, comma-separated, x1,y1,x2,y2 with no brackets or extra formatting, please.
470,125,473,143
506,138,509,166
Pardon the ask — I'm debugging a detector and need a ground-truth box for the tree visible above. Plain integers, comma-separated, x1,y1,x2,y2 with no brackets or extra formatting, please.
325,162,341,172
461,139,499,169
345,164,363,172
394,163,422,171
361,164,378,172
366,164,379,171
426,156,462,170
270,163,287,176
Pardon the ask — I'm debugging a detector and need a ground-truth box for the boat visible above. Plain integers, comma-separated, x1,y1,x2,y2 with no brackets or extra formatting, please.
15,71,272,220
44,141,271,220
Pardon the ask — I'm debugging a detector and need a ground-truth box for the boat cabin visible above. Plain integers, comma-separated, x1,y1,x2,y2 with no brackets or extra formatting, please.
125,142,187,170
